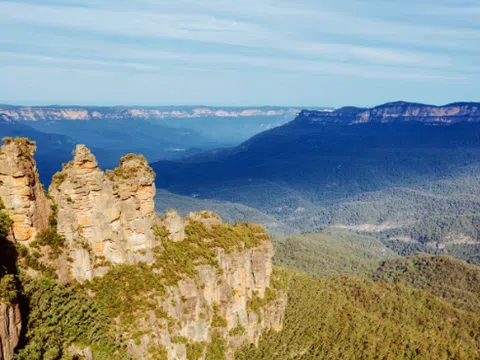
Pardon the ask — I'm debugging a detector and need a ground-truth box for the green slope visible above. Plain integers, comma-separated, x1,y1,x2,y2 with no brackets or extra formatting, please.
273,228,396,279
237,271,480,360
374,255,480,313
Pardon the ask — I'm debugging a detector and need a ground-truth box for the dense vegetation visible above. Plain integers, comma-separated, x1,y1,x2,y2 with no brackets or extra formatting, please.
85,220,271,348
153,120,480,263
16,277,130,360
236,271,480,360
273,228,395,279
0,200,18,304
374,255,480,313
155,189,294,236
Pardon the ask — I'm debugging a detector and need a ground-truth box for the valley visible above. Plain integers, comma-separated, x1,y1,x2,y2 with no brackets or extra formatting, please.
152,102,480,264
0,105,301,186
2,101,480,359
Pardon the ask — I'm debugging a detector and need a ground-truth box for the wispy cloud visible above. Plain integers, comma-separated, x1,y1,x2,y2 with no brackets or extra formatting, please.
0,0,479,105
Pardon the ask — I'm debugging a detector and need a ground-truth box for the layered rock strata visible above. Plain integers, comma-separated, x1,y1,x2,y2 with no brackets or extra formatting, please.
0,138,286,359
48,146,157,281
129,211,286,360
298,101,480,125
0,138,50,243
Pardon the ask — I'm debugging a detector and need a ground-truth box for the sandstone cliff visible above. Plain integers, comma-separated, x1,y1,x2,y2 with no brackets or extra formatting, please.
0,138,285,360
0,138,51,243
48,145,157,281
0,303,21,360
297,101,480,125
118,211,286,360
0,105,299,121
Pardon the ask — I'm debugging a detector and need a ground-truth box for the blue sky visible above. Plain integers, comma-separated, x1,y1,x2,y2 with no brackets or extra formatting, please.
1,0,479,107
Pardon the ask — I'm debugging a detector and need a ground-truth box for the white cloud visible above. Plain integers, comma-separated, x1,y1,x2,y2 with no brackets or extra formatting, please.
1,0,479,105
1,0,476,74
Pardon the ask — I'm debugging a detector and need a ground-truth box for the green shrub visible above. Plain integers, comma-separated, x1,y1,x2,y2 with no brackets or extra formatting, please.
211,303,228,328
30,203,65,257
0,199,12,240
187,342,205,360
0,274,17,304
205,333,226,360
147,343,168,360
16,275,130,360
228,324,246,337
86,263,166,328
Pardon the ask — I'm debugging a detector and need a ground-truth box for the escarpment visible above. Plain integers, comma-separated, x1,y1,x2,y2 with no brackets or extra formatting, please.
0,137,286,360
98,211,286,360
297,101,480,125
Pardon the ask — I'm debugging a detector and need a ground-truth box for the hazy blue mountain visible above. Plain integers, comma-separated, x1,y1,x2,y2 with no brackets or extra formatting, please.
152,102,480,263
1,105,310,145
148,113,298,144
0,105,312,179
23,118,223,164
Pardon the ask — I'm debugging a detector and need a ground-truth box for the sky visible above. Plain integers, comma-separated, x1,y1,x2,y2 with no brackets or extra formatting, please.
1,0,479,107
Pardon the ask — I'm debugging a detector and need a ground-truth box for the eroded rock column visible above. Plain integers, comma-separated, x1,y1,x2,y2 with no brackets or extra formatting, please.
49,145,157,281
0,138,50,243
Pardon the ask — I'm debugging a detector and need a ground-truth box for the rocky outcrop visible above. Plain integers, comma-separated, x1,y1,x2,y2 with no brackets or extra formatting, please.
297,101,480,125
0,138,50,243
128,212,286,360
160,210,186,242
0,138,286,359
0,303,21,360
48,146,157,281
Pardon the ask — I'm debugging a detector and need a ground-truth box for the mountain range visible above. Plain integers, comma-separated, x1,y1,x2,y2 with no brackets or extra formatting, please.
0,105,302,121
152,101,480,263
3,100,480,359
0,105,307,184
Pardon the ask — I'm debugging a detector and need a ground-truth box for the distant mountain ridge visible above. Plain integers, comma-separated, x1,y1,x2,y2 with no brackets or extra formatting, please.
0,105,305,121
152,100,480,264
297,101,480,125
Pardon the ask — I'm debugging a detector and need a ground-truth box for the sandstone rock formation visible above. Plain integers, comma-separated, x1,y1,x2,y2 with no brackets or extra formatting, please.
48,146,157,281
160,209,186,242
127,212,286,360
298,101,480,125
0,303,21,360
0,138,286,359
0,138,50,243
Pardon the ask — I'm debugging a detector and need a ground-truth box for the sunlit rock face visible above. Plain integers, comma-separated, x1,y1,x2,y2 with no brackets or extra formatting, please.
298,102,480,125
0,138,286,360
0,302,21,360
126,212,286,360
49,145,158,281
0,138,51,243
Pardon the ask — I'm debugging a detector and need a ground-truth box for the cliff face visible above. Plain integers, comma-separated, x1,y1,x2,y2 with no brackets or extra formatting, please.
48,145,157,281
0,138,51,243
0,303,21,360
125,211,286,360
0,137,285,359
0,106,299,121
297,101,480,125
